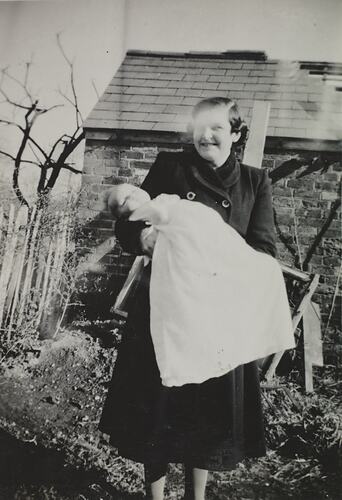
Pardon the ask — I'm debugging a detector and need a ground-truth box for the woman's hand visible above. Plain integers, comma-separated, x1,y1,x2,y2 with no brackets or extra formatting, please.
140,226,158,257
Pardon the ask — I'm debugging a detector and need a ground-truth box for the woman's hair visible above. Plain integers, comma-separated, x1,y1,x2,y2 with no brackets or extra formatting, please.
191,97,249,148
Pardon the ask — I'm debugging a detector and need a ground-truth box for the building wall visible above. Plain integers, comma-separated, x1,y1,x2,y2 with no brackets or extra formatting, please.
79,136,341,363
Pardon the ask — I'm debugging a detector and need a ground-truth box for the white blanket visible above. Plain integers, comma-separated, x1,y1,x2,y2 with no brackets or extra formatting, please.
130,195,295,387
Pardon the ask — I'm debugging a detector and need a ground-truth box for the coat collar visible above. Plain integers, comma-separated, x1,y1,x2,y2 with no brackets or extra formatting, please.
188,148,241,199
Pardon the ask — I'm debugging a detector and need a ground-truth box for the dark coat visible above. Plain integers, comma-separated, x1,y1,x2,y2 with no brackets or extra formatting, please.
99,148,276,471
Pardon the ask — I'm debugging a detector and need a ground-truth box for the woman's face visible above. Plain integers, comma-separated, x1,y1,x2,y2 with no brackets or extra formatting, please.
192,105,240,168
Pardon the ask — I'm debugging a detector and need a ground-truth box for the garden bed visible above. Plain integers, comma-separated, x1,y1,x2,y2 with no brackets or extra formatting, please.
0,326,341,499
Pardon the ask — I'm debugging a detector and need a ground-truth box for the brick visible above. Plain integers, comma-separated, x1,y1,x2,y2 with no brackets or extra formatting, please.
315,181,340,191
298,217,326,228
296,208,323,218
120,150,144,160
118,167,132,176
295,226,317,236
324,229,341,238
324,172,341,182
287,179,314,189
130,160,153,170
321,191,340,201
323,256,341,266
273,187,293,196
82,174,103,185
275,207,295,216
262,158,275,169
307,255,323,265
310,265,340,276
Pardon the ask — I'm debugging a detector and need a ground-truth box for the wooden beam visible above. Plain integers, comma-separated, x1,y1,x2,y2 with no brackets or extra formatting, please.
264,273,320,381
303,301,323,393
243,101,271,168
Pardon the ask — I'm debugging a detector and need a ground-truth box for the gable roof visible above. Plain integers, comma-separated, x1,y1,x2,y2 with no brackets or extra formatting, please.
84,50,342,141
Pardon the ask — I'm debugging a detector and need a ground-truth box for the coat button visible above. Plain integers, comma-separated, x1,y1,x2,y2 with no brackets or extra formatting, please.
221,199,230,208
186,191,196,201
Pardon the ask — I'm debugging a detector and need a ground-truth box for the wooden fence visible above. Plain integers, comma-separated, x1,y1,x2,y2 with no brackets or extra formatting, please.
0,204,73,341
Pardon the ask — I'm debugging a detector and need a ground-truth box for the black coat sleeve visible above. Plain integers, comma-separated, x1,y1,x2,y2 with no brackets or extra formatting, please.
115,152,172,254
246,170,277,257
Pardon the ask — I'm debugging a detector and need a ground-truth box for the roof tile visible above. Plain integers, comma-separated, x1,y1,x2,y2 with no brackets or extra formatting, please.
201,68,226,76
208,75,234,83
175,88,203,97
155,95,184,105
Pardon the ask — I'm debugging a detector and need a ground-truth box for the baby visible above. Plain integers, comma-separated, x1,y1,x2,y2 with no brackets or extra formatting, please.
106,183,294,388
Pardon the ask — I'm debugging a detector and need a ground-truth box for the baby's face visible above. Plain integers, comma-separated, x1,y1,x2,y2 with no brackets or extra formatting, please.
109,184,150,217
123,187,150,214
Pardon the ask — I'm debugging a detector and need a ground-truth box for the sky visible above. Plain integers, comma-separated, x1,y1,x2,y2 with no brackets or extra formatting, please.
0,0,341,199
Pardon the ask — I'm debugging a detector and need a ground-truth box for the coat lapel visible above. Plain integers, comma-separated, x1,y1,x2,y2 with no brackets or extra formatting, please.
187,149,241,200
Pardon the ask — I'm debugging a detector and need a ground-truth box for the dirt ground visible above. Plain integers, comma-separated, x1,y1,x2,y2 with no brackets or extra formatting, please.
0,326,341,499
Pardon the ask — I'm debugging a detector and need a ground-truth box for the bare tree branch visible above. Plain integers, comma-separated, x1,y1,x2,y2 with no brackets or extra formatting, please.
92,79,100,100
56,33,83,127
0,149,41,166
0,42,86,203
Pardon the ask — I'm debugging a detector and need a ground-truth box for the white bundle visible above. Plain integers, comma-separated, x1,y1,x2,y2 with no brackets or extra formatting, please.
131,195,295,387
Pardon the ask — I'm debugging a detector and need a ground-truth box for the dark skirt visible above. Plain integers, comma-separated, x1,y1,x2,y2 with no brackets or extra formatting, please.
99,266,266,471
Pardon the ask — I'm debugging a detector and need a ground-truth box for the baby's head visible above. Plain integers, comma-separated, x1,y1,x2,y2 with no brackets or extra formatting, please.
106,183,151,218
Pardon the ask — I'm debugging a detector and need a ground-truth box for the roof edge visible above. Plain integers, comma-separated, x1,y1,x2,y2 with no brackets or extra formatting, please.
84,128,342,153
126,49,268,61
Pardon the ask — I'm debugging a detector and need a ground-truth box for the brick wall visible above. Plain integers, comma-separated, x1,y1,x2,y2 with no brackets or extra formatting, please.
78,137,341,362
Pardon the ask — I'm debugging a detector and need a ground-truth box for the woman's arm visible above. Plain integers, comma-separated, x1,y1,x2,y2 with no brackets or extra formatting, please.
246,170,277,257
115,152,171,254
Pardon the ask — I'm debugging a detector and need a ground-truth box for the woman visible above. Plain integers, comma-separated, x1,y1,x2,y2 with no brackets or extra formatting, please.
99,97,277,499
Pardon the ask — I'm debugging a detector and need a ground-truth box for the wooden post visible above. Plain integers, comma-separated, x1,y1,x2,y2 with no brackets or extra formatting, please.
264,273,320,381
303,301,323,392
243,101,270,169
